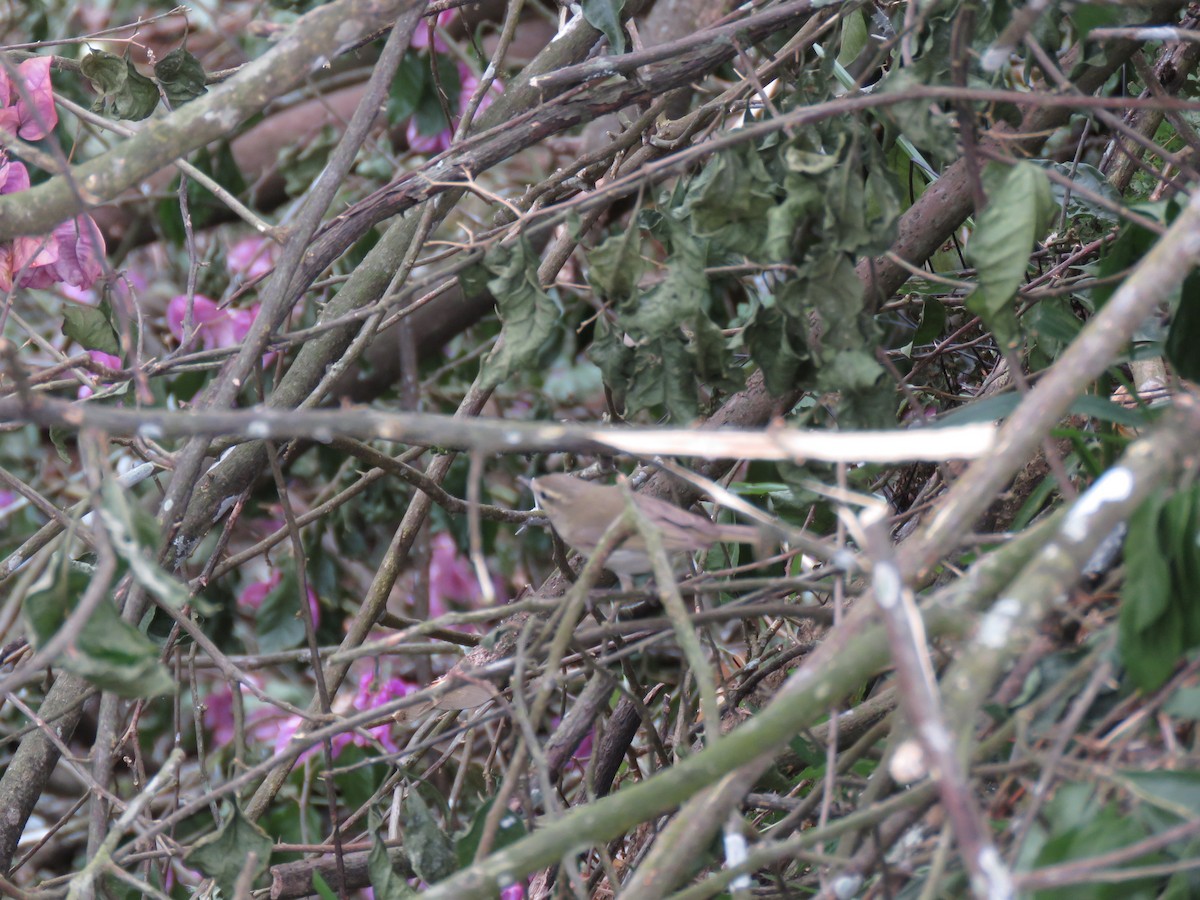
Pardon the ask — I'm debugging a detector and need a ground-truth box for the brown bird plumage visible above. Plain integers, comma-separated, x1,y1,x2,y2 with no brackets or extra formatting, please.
530,474,759,582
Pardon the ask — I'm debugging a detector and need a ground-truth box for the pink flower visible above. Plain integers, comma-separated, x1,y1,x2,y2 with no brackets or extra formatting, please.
499,883,527,900
273,668,419,761
203,676,295,749
0,56,57,141
227,235,279,281
238,567,320,625
77,350,122,399
0,155,105,292
167,293,276,364
406,64,503,156
410,11,456,52
342,670,418,754
429,532,479,616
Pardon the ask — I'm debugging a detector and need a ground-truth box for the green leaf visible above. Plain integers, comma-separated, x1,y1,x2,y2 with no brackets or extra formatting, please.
911,298,946,347
25,564,173,699
277,125,339,199
99,479,195,613
479,238,561,389
257,567,308,653
311,872,338,900
455,799,526,867
837,8,869,65
1163,686,1200,720
588,226,644,301
627,233,710,338
586,315,635,408
387,55,428,124
1121,492,1183,692
937,391,1150,431
625,335,697,421
967,161,1055,350
1165,273,1200,382
154,48,208,108
80,50,159,120
369,825,415,900
63,301,120,356
582,0,627,55
185,806,273,896
743,304,810,396
402,790,457,884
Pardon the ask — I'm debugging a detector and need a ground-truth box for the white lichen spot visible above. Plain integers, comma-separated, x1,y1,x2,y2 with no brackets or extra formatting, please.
874,561,902,608
137,423,163,440
1062,466,1134,542
162,498,174,513
977,846,1015,898
831,874,863,899
314,428,333,444
247,420,271,439
496,871,516,888
978,596,1020,649
890,738,928,784
504,431,524,446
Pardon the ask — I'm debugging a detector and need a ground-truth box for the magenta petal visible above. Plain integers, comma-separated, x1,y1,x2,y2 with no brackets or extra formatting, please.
13,57,57,140
167,294,221,341
1,158,31,195
46,216,105,288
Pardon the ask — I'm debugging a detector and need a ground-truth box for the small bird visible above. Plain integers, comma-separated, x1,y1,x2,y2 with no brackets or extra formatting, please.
529,473,760,584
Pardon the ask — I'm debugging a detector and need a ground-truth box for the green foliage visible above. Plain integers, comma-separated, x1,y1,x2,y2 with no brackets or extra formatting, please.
277,124,339,199
1120,484,1200,691
582,0,627,55
100,478,196,612
455,798,527,865
585,120,901,424
24,563,173,698
1164,272,1200,382
154,48,209,108
255,563,310,653
62,296,120,356
1024,783,1161,900
479,238,562,389
79,49,160,120
402,789,458,884
966,161,1055,350
387,53,462,137
157,140,247,242
370,829,416,899
185,805,273,896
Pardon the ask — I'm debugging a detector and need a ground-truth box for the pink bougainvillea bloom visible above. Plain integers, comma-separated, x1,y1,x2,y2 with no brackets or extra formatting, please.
499,883,527,900
238,567,320,625
457,64,503,127
0,156,105,292
227,235,280,281
203,676,295,749
272,667,418,761
343,669,418,754
429,532,478,617
167,293,276,364
406,64,504,156
0,56,57,141
77,350,123,399
410,10,456,52
18,216,106,290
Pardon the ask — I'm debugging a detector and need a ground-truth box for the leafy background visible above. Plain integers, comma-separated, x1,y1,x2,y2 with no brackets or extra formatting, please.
3,0,1200,897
